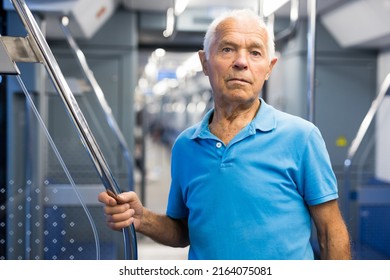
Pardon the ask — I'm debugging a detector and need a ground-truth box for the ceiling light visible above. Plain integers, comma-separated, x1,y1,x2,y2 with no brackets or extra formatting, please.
174,0,190,16
163,7,175,37
154,48,166,58
262,0,290,17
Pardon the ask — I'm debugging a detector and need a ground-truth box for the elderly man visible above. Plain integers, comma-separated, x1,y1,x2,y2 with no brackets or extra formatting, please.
98,9,351,260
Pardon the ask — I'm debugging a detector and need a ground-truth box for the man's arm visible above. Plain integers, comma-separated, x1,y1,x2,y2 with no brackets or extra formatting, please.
309,199,351,259
139,209,189,248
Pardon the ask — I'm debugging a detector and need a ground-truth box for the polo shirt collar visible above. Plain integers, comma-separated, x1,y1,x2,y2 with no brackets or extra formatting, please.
191,98,276,140
251,98,277,132
191,109,214,139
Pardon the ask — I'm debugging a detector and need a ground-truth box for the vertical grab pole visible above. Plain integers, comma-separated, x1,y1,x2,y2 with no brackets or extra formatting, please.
307,0,317,124
10,0,137,259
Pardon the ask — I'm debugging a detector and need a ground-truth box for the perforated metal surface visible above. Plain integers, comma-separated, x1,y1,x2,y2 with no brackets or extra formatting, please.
0,181,124,260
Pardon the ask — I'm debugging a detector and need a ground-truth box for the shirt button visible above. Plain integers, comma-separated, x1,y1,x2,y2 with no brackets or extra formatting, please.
216,142,222,148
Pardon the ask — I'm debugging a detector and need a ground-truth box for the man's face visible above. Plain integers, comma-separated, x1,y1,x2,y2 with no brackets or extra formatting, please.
199,17,277,106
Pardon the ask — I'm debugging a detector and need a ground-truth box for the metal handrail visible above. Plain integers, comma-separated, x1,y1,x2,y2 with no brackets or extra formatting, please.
60,16,135,192
343,72,390,222
345,73,390,163
306,0,317,124
10,0,137,259
275,0,299,42
259,0,299,42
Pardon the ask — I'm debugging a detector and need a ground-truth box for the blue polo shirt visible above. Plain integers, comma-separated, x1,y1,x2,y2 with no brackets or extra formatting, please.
166,99,338,259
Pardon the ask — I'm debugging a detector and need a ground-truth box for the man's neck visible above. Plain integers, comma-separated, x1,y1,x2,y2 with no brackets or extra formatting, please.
209,99,260,145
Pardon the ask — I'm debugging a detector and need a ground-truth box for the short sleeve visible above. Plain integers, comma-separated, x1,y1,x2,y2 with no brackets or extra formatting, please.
166,141,189,219
299,127,339,205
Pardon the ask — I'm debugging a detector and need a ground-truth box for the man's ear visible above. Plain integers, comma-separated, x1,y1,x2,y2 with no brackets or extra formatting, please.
265,57,278,80
198,50,208,76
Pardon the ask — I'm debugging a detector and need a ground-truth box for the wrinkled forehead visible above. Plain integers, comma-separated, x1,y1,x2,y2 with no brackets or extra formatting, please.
213,17,269,46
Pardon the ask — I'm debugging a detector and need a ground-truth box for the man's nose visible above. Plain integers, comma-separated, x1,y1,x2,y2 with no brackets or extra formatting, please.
233,51,249,70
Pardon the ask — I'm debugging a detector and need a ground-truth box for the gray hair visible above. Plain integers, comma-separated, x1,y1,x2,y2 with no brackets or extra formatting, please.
203,9,275,61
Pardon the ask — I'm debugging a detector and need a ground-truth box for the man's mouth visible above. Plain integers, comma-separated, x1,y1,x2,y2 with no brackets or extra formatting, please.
228,77,250,83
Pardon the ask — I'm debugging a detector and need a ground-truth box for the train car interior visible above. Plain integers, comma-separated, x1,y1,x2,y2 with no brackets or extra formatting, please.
1,0,390,260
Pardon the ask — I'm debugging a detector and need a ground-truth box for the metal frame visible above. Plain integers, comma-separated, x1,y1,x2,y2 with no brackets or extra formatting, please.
1,0,137,259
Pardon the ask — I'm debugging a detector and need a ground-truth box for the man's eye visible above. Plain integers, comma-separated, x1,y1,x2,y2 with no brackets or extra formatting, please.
222,47,232,53
251,51,262,56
